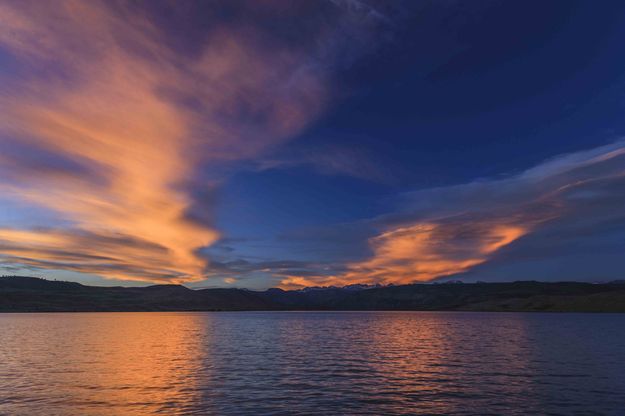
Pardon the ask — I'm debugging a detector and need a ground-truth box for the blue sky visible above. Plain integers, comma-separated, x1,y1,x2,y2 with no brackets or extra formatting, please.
1,1,625,289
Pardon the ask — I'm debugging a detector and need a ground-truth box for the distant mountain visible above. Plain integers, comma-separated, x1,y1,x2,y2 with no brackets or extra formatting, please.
2,276,625,312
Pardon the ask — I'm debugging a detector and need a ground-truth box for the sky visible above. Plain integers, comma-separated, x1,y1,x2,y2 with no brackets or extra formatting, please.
1,0,625,289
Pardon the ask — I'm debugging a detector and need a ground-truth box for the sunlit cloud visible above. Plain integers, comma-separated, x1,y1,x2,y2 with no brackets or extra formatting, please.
0,1,355,283
4,2,620,289
0,228,182,281
278,140,625,288
279,222,531,289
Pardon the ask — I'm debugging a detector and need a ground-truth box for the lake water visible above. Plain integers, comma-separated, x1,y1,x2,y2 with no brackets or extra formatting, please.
1,312,624,415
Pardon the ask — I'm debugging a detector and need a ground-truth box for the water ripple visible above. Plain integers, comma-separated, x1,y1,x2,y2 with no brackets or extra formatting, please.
0,311,624,415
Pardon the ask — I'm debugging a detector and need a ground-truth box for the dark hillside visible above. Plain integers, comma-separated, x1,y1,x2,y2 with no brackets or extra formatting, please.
2,276,625,312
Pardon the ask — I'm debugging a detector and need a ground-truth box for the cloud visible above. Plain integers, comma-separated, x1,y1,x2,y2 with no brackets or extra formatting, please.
0,1,389,283
278,140,625,288
0,228,182,281
6,2,619,289
253,143,397,183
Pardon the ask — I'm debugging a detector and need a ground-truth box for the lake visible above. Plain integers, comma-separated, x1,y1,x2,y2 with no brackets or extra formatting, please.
1,311,624,415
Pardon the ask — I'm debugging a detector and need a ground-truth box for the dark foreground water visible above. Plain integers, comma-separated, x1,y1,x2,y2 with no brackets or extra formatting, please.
1,312,624,415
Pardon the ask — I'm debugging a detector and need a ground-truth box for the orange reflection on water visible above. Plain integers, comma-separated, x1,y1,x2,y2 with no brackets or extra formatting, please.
0,313,209,415
360,312,536,414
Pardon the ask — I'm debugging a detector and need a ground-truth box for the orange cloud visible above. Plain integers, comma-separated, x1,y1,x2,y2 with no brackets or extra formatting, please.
279,222,530,289
0,228,186,282
0,1,327,283
277,139,625,289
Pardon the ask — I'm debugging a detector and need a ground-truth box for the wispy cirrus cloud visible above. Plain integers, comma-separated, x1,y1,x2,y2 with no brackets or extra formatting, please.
276,140,625,288
253,143,398,183
0,0,390,283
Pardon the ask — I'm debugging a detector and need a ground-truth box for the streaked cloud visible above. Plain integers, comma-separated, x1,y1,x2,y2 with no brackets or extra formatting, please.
277,140,625,288
0,1,388,283
3,1,621,289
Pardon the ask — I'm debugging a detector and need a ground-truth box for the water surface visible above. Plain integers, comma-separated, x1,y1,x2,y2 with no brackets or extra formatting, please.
1,311,624,415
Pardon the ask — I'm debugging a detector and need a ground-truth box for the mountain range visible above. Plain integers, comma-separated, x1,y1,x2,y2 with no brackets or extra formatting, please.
2,276,625,312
